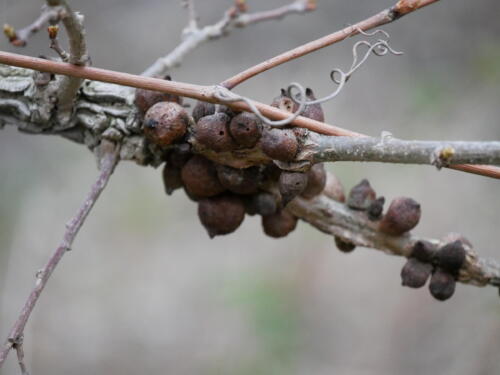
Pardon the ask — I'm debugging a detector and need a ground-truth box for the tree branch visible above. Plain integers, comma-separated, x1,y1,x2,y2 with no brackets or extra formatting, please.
1,52,499,179
0,141,119,369
298,132,500,167
141,0,315,78
220,0,440,89
0,1,497,371
287,193,500,288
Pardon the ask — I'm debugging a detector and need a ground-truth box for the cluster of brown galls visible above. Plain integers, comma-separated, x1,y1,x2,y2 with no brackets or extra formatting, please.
135,82,331,239
135,78,466,302
401,236,467,301
344,178,467,301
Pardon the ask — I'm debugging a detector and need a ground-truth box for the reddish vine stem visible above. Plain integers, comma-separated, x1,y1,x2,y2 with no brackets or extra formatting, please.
0,142,119,369
220,0,441,89
0,51,498,179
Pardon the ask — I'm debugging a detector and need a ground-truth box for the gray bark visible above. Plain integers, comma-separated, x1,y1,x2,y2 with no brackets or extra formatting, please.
0,64,161,166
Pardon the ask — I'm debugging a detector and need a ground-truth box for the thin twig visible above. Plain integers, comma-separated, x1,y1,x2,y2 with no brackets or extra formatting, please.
0,51,498,179
233,0,316,27
0,141,120,368
287,194,500,288
2,6,62,47
141,0,315,77
221,0,440,89
183,0,198,30
48,25,70,61
46,0,89,125
13,338,29,375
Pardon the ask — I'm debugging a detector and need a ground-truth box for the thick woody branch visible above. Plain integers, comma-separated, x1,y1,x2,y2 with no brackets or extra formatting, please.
287,195,500,288
221,0,440,89
0,141,119,369
0,54,499,179
141,0,315,78
299,132,500,167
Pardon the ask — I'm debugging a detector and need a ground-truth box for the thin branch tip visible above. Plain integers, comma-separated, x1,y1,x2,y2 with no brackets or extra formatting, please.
142,0,315,77
0,142,119,368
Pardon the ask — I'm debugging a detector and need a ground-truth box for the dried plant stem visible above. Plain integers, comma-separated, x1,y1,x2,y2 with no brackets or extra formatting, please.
221,0,440,89
141,0,315,78
0,142,119,369
1,51,498,179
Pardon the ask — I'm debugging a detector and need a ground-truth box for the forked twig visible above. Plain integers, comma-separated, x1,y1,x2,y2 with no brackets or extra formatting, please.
2,6,62,46
2,1,89,124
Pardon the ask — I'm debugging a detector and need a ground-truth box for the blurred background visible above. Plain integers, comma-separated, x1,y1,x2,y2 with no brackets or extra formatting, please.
1,1,500,374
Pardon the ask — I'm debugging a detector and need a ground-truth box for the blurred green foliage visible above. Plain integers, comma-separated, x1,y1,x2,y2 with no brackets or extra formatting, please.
222,274,302,375
473,43,500,84
409,76,449,114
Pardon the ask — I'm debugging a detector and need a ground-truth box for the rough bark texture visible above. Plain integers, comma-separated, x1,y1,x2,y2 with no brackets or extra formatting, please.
0,64,155,165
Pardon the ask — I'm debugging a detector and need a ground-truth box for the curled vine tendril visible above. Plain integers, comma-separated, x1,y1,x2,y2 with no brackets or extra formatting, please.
214,82,307,127
214,28,402,127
